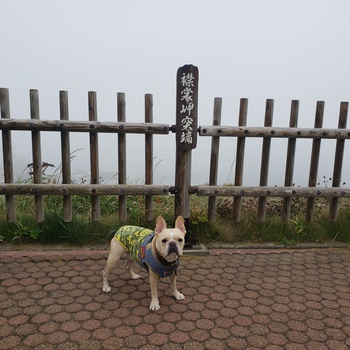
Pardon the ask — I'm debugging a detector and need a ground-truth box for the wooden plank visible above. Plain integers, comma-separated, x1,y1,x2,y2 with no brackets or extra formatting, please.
208,97,222,222
145,94,153,221
329,102,348,221
174,65,199,221
282,100,299,221
0,184,169,196
198,125,350,139
59,91,72,222
193,185,350,197
0,119,169,134
89,91,100,221
176,64,199,151
0,88,16,221
30,89,44,222
174,150,191,218
258,99,274,222
306,101,324,221
118,93,127,221
233,98,248,222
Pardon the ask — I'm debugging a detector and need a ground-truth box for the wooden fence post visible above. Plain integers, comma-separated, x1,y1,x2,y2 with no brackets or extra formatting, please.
174,65,199,223
282,100,299,221
30,89,44,222
145,94,153,221
258,99,274,222
306,101,324,221
0,88,16,222
329,101,348,221
233,98,248,222
208,97,222,222
60,91,73,222
88,91,100,221
118,93,127,221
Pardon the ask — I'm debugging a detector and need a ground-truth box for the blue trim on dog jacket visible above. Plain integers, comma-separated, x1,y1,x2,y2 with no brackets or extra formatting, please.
114,225,180,278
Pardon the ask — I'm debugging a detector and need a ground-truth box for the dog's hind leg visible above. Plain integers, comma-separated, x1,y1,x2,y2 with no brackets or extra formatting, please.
102,239,125,292
125,256,141,280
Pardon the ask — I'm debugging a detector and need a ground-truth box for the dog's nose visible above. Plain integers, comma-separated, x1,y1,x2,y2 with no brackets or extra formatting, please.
168,243,178,254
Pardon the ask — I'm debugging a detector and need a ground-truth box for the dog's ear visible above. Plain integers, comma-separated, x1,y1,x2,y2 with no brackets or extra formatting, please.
155,216,167,234
175,216,186,235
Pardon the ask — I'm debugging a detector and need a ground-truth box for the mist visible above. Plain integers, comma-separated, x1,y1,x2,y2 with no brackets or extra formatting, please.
1,0,350,187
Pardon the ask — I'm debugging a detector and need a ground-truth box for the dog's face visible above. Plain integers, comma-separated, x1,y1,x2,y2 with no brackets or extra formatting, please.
154,216,186,262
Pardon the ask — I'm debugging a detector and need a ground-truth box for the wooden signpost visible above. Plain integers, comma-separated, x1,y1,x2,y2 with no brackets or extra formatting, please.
174,64,199,223
176,65,198,150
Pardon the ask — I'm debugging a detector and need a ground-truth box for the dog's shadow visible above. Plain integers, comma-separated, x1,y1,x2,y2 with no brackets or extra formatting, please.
104,264,188,309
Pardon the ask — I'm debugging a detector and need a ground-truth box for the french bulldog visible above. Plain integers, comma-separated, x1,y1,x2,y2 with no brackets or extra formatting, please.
102,215,186,311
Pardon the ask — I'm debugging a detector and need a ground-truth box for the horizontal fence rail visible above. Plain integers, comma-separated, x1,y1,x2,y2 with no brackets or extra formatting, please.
199,126,350,139
0,184,169,196
0,119,170,134
190,186,350,197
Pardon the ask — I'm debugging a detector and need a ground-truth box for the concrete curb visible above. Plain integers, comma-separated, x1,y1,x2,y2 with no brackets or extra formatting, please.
207,241,350,250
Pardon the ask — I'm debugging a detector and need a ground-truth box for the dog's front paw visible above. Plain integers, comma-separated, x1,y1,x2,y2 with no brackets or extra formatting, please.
103,286,111,293
174,291,185,301
149,300,160,311
130,273,141,280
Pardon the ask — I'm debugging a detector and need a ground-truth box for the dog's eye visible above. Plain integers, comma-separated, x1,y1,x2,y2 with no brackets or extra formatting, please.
161,238,167,243
178,238,183,243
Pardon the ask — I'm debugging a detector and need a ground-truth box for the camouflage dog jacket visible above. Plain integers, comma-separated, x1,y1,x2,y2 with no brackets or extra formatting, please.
114,225,180,278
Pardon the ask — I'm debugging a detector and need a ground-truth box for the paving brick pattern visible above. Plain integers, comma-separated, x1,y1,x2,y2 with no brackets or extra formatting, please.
1,248,350,349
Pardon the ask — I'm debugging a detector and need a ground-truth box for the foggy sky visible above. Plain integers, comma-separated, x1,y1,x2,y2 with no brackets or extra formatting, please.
1,0,350,186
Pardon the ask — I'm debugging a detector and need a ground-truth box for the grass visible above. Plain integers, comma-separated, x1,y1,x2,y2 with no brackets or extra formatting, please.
208,197,350,245
1,191,350,247
0,193,177,246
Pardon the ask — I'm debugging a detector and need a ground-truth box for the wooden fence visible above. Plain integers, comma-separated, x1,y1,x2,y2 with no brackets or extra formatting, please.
192,98,350,223
1,79,350,225
0,88,170,223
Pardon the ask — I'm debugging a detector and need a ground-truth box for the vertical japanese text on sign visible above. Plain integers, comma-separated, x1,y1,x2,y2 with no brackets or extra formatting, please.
176,65,198,151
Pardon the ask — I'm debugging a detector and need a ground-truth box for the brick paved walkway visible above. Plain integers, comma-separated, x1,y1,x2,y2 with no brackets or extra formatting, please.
1,247,350,349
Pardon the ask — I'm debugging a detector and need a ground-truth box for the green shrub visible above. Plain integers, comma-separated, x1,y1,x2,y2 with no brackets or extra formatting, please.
0,193,350,246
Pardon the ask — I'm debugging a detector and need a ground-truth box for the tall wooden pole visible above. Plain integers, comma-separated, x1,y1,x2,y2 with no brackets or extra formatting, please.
174,65,199,227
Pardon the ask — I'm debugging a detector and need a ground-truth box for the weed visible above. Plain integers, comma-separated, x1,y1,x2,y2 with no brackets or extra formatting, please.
279,237,297,246
290,218,303,235
11,221,41,243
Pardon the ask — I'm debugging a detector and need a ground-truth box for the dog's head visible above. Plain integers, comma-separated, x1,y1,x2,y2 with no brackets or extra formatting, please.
154,215,186,262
